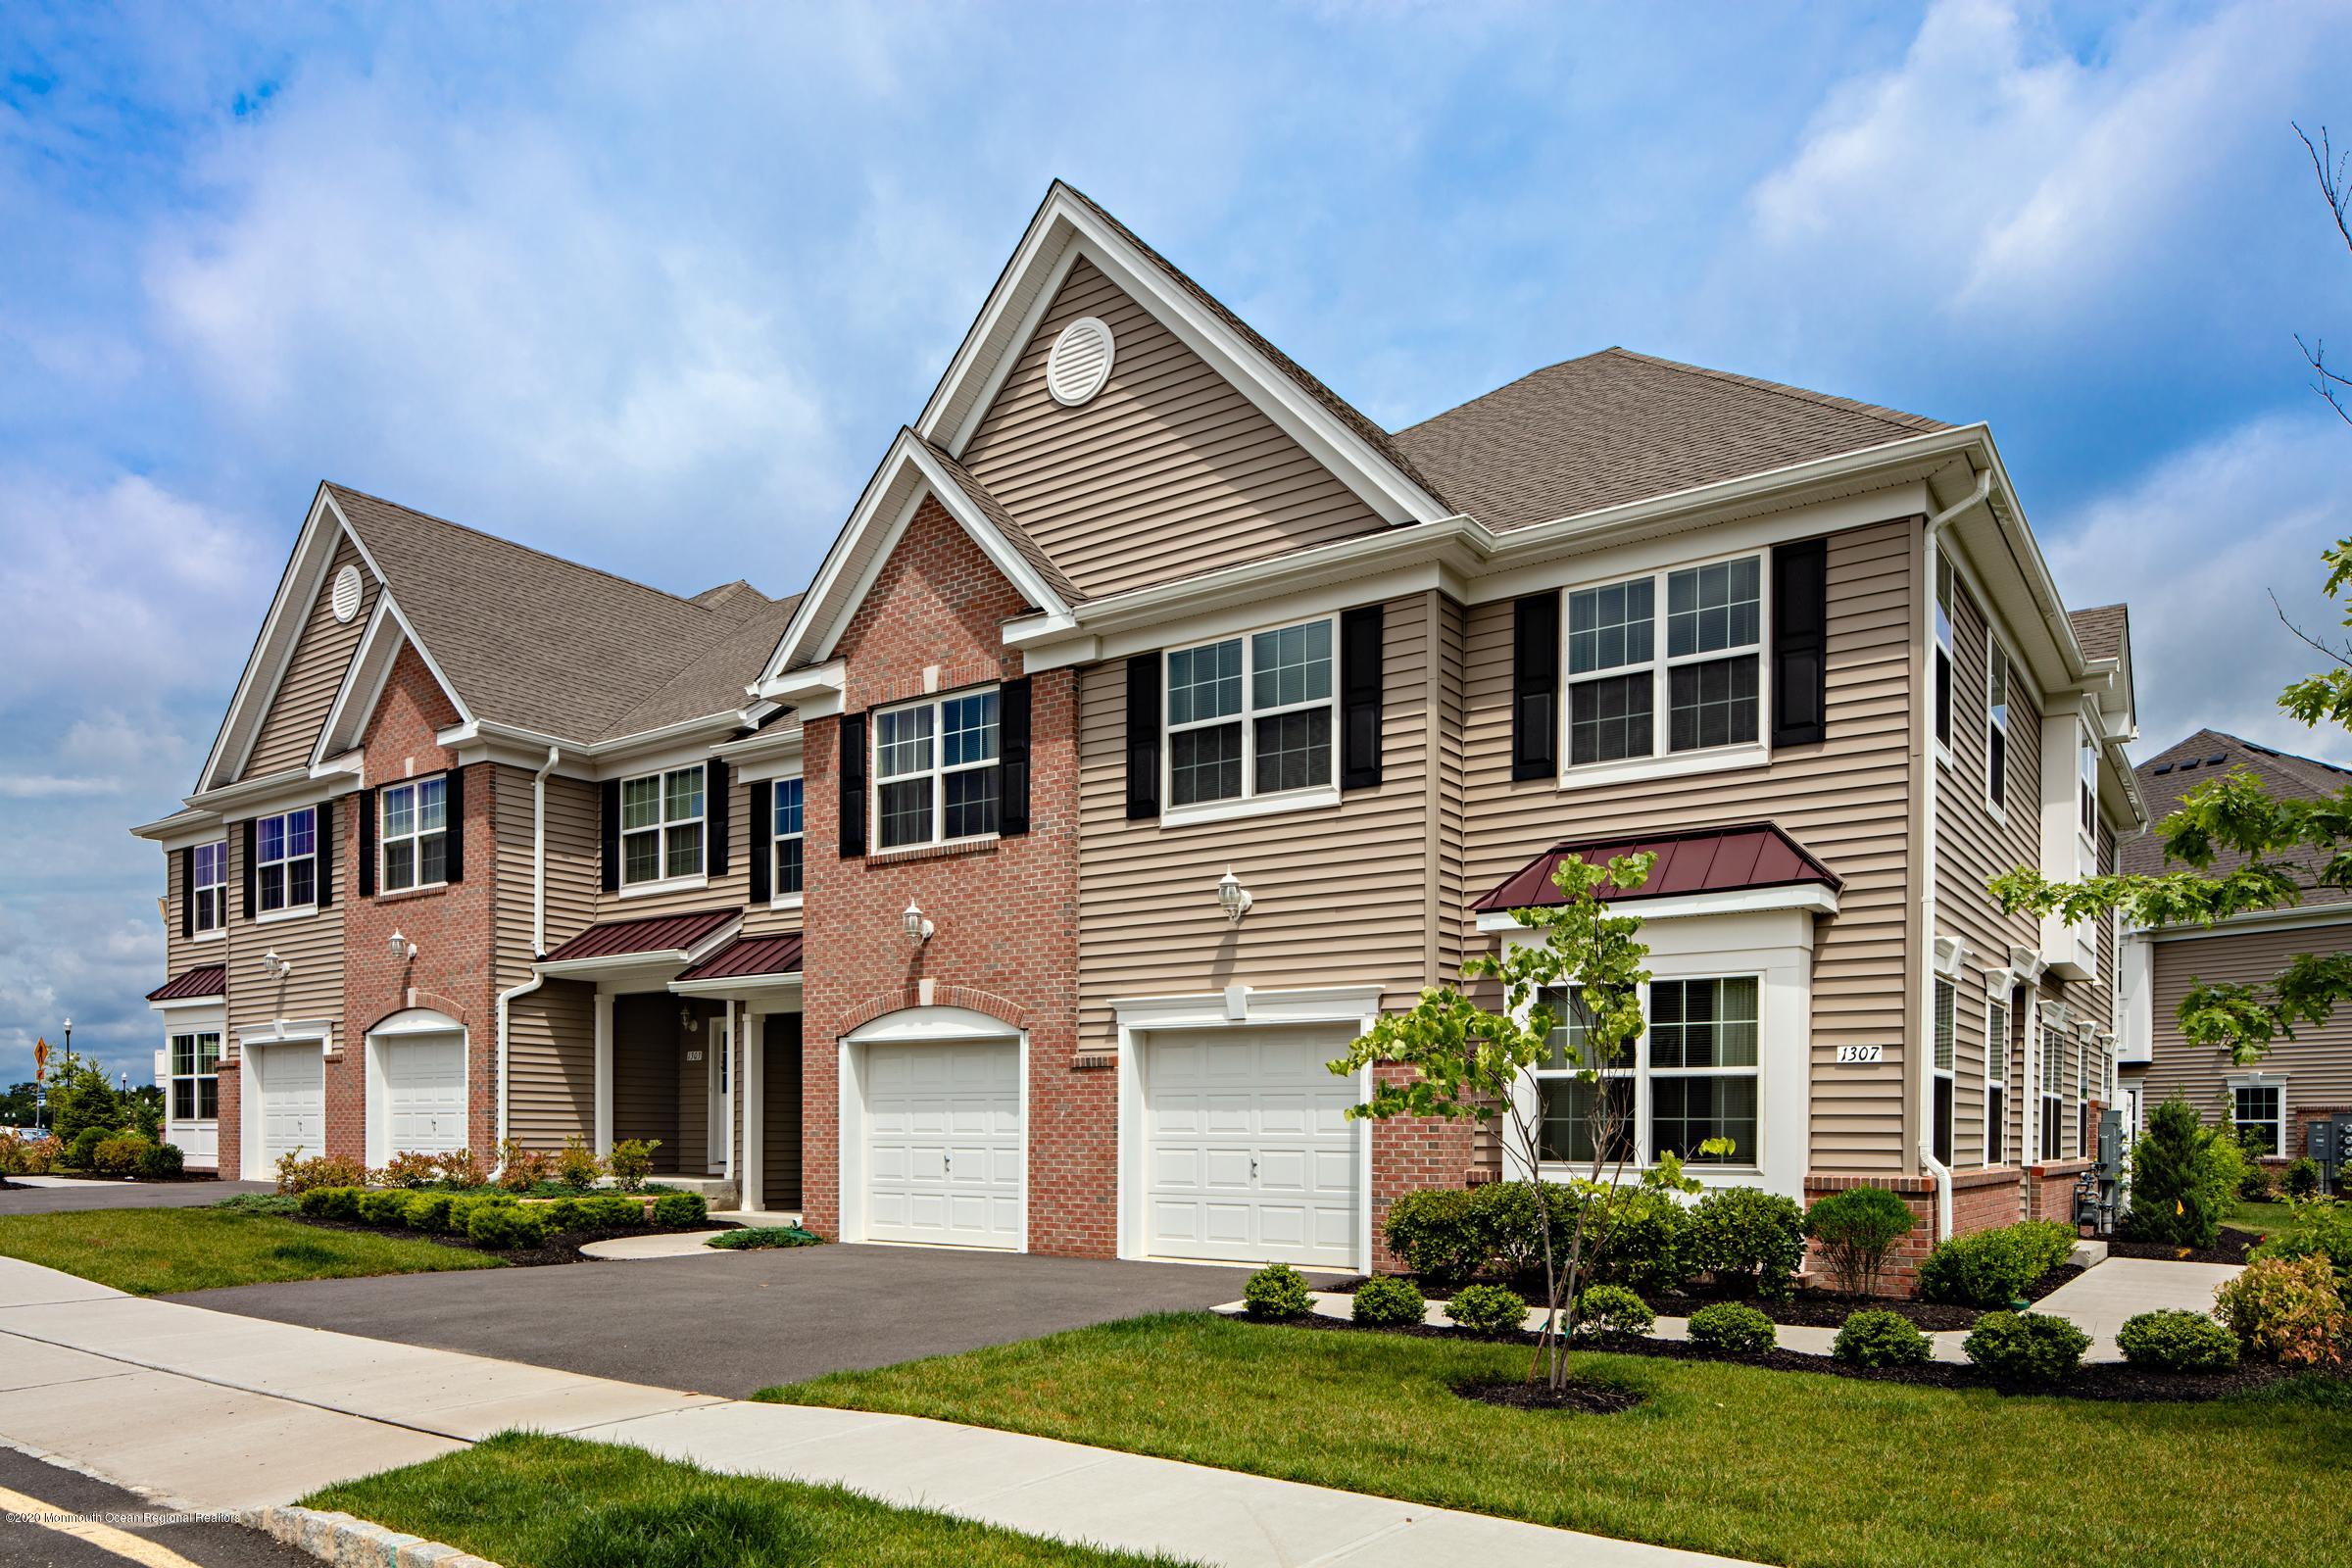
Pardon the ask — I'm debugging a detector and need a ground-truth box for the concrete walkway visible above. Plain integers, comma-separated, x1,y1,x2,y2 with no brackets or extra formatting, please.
577,1228,729,1258
0,1178,275,1213
0,1257,1746,1567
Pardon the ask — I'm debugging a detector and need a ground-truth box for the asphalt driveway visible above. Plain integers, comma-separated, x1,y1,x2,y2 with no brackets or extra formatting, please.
0,1178,273,1213
173,1244,1257,1396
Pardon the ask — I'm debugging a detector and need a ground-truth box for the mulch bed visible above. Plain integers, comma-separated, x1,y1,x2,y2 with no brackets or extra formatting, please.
1254,1305,2294,1403
290,1213,737,1269
1323,1265,2085,1332
1456,1378,1644,1414
2110,1231,2261,1265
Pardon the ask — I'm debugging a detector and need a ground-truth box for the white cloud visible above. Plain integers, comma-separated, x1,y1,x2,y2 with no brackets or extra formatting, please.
0,776,122,799
2044,411,2352,762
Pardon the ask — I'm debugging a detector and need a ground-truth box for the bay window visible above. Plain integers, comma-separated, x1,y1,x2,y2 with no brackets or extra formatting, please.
1165,618,1333,808
1535,987,1635,1164
1564,556,1761,770
621,764,706,885
877,688,999,850
379,776,448,892
190,840,227,933
170,1031,220,1123
1648,977,1760,1162
257,808,316,912
772,777,805,897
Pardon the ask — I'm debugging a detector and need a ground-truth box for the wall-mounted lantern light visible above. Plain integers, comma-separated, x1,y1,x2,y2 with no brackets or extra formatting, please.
903,901,935,944
259,951,292,980
1216,867,1252,924
388,930,417,962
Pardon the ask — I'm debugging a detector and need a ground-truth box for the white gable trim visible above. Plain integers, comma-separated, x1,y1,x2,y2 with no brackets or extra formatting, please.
757,430,1074,685
914,182,1447,528
311,591,475,767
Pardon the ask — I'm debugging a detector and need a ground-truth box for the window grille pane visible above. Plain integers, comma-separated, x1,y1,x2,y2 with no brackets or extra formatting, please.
1934,979,1955,1071
1540,1075,1636,1164
383,786,415,841
943,766,1001,839
1667,655,1758,752
773,778,803,837
1650,978,1759,1069
419,831,446,886
623,829,661,884
285,808,315,859
417,776,446,833
878,778,933,850
172,1080,195,1120
942,692,1000,767
664,821,704,878
776,836,803,895
1568,579,1654,674
288,857,315,906
1987,1003,2009,1084
1538,987,1617,1072
1169,722,1243,807
1667,557,1760,657
198,1079,219,1119
622,777,662,831
1985,1085,2006,1164
875,708,934,779
260,815,285,864
260,863,286,911
1251,709,1331,795
1250,621,1332,710
198,1034,220,1073
384,839,416,892
1168,640,1242,725
1569,672,1654,764
1650,1075,1756,1162
172,1036,195,1075
664,767,704,823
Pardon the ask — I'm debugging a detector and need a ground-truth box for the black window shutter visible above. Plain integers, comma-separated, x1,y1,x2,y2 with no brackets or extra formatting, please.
359,789,378,898
179,848,193,941
1125,654,1161,819
601,778,621,893
242,819,257,919
1340,604,1384,790
1510,591,1560,780
1771,538,1829,748
316,800,334,908
443,767,466,884
748,779,773,905
706,759,729,876
839,712,868,858
998,677,1033,836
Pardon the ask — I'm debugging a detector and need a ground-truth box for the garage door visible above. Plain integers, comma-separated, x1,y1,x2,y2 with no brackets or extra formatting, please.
249,1044,323,1168
864,1042,1021,1249
1145,1026,1360,1269
381,1035,466,1155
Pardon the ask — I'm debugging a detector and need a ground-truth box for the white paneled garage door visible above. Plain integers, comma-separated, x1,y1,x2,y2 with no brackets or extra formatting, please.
1144,1025,1361,1269
249,1044,323,1169
864,1042,1022,1250
380,1035,466,1156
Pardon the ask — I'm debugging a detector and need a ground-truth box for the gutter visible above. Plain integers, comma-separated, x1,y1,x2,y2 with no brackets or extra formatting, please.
1916,466,1988,1240
494,746,561,1158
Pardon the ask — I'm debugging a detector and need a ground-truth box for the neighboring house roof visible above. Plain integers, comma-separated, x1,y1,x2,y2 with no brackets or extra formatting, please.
1391,348,1951,534
2068,603,2130,664
675,932,804,983
1475,821,1842,912
2126,728,2352,909
540,907,741,964
147,965,226,1003
599,589,805,740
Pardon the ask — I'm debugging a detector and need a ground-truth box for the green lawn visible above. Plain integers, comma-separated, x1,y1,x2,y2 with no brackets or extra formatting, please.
762,1313,2352,1568
2228,1199,2310,1243
0,1207,501,1295
307,1432,1196,1568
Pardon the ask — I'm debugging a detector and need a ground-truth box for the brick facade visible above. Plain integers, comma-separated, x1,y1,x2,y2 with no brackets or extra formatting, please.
1801,1166,2036,1297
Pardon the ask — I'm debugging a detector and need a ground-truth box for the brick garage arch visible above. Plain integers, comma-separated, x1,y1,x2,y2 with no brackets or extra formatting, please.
836,985,1030,1038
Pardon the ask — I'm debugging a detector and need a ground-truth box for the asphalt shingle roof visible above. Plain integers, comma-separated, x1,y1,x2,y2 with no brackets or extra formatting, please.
2069,604,2130,664
2126,728,2352,908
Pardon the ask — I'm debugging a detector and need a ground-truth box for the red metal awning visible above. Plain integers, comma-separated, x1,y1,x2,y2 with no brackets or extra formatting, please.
147,964,226,1003
1474,822,1840,912
541,907,740,964
675,933,804,984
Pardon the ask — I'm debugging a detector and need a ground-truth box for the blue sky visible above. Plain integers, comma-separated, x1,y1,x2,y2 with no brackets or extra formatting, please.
4,0,2350,1085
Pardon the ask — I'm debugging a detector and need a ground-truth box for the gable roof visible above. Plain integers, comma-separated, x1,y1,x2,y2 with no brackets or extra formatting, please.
1475,821,1841,912
1391,348,1951,533
147,964,226,1003
2126,728,2352,907
2068,604,2129,664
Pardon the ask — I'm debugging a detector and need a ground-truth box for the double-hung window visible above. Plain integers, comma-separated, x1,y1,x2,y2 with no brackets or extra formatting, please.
2078,725,2099,857
771,777,805,896
1984,994,2010,1166
2039,1020,2063,1160
379,777,448,893
2232,1082,2283,1157
190,841,227,934
1564,556,1761,769
621,765,706,885
256,808,316,913
169,1031,220,1123
1932,978,1956,1167
1165,618,1333,808
1934,552,1954,752
877,689,999,850
1534,986,1635,1164
2077,1036,2092,1157
1985,640,2010,812
1648,978,1760,1164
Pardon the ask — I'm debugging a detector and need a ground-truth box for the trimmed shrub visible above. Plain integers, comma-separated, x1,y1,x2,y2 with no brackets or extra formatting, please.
358,1189,414,1227
1575,1283,1655,1340
1350,1275,1427,1328
299,1186,363,1221
443,1194,512,1235
1381,1186,1489,1281
1241,1262,1314,1321
375,1151,441,1190
1918,1220,2076,1307
1686,1300,1776,1353
1806,1187,1918,1296
1833,1308,1932,1367
1446,1283,1529,1336
2116,1309,2239,1372
585,1195,645,1229
539,1198,588,1233
2215,1255,2348,1369
2286,1157,2324,1201
2123,1098,2245,1248
2250,1200,2352,1280
652,1192,709,1227
435,1148,491,1189
1963,1311,2090,1384
90,1133,154,1175
608,1139,660,1193
404,1192,456,1233
137,1141,184,1180
466,1202,549,1250
214,1193,299,1215
1580,1185,1690,1296
1687,1188,1806,1296
276,1152,368,1195
498,1141,555,1193
0,1131,61,1175
707,1224,824,1250
67,1127,108,1170
555,1135,603,1193
2238,1163,2278,1201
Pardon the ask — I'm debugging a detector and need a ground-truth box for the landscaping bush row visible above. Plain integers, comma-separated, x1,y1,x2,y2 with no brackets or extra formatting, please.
2234,1158,2321,1202
1,1126,182,1179
1382,1181,1807,1297
1915,1220,2077,1307
295,1185,708,1249
0,1130,63,1175
275,1135,667,1198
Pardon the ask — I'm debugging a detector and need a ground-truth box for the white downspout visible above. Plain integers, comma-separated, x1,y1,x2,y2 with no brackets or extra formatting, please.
494,746,562,1155
1916,468,1987,1241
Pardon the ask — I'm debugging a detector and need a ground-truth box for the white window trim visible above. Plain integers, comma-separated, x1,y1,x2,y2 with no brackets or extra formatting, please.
1161,615,1338,822
619,763,709,888
1984,993,2010,1167
168,1028,221,1126
873,687,1003,852
191,839,229,936
1984,635,2011,821
2077,721,2100,863
1932,976,1956,1162
1558,550,1771,784
2228,1074,2286,1159
255,807,318,917
770,775,806,908
378,775,449,896
1527,973,1768,1177
1934,548,1955,764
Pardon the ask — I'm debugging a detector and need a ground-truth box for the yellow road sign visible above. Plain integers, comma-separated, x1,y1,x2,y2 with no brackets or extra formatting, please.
33,1036,48,1080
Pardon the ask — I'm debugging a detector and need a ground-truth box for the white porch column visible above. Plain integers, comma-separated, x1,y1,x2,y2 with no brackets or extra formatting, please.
593,991,614,1157
743,1010,765,1213
721,1002,738,1185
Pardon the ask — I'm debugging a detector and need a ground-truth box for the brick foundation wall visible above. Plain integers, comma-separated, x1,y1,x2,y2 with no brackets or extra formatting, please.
1801,1167,2029,1297
1367,1061,1481,1269
2024,1158,2095,1224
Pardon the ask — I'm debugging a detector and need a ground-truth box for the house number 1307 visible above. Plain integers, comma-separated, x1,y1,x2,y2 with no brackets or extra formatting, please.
1836,1045,1885,1064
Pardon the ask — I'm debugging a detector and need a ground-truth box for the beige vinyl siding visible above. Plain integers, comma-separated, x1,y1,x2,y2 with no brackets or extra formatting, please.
492,766,601,988
1429,592,1470,989
1933,573,2044,1170
508,979,595,1150
1075,592,1436,1054
2143,918,2352,1121
958,257,1388,600
591,768,753,925
223,802,346,1047
163,842,230,980
244,535,376,779
1459,517,1921,1174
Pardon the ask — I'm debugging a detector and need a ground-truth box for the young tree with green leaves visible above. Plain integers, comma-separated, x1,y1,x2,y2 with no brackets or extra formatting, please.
1330,851,1723,1391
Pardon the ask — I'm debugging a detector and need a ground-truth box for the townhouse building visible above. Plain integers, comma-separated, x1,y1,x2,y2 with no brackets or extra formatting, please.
135,182,2142,1278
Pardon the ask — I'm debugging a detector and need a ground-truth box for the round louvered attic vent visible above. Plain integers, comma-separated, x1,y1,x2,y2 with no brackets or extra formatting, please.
1046,316,1115,407
331,564,364,623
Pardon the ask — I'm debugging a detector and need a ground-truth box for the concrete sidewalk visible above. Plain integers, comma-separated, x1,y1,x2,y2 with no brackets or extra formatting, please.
0,1257,1746,1567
